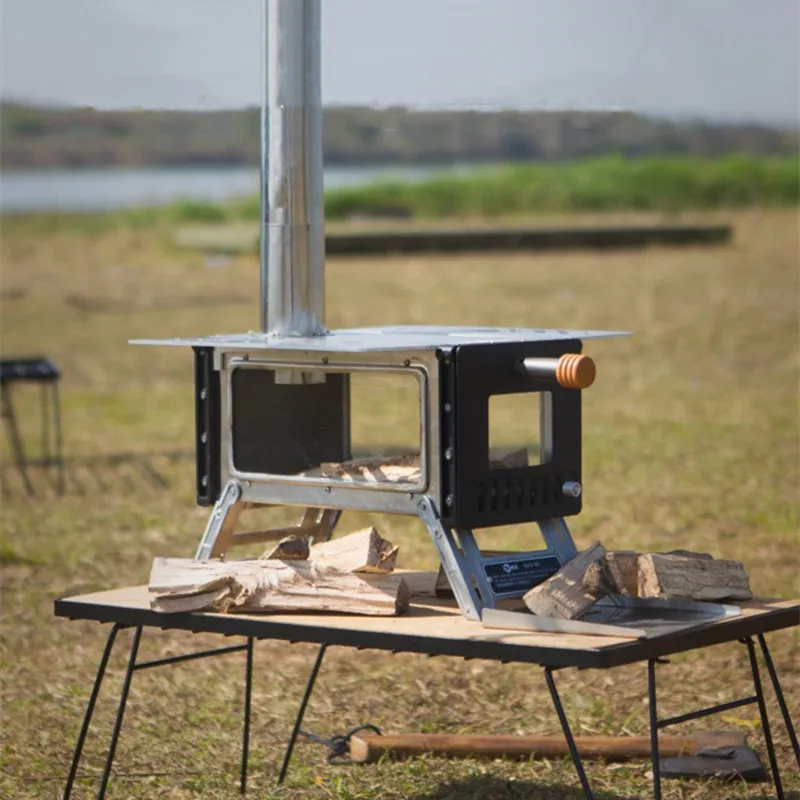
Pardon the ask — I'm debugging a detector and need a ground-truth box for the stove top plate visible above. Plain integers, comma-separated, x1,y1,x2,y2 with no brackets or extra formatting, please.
131,325,630,353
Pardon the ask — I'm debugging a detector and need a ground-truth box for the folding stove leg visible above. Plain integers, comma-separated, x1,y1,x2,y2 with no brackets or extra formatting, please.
417,496,483,621
62,624,121,800
196,481,245,560
757,633,800,769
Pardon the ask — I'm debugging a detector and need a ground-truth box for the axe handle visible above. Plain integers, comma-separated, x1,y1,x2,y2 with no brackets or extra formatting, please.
349,733,707,763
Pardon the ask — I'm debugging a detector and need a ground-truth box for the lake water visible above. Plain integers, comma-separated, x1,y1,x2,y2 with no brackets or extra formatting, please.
0,163,474,214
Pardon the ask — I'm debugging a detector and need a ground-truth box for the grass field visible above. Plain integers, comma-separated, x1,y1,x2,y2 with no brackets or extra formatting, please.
0,208,798,799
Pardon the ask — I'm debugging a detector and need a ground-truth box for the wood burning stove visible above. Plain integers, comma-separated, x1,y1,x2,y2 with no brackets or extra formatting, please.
133,0,628,620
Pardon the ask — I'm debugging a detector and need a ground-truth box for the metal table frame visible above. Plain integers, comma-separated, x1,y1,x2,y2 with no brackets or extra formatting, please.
56,598,799,800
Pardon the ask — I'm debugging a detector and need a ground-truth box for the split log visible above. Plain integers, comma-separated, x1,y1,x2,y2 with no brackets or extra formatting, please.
263,535,311,560
309,527,398,573
638,553,752,601
583,550,640,597
149,557,409,616
522,542,608,620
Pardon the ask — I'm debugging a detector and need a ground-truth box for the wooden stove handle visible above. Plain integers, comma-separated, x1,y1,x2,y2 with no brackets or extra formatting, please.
521,353,596,389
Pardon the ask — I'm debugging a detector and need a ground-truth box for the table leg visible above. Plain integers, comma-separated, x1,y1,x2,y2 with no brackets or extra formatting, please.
1,384,35,495
647,660,661,800
52,381,65,495
277,643,328,786
745,637,785,799
757,633,800,769
62,624,121,800
543,667,594,800
96,626,143,800
240,637,254,794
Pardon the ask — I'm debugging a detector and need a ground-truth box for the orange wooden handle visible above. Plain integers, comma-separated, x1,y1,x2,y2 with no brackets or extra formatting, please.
555,353,596,389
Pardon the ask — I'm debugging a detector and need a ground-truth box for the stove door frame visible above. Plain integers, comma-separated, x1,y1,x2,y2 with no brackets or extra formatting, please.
217,348,443,517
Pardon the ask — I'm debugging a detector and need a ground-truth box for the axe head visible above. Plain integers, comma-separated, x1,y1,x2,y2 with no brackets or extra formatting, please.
661,745,767,783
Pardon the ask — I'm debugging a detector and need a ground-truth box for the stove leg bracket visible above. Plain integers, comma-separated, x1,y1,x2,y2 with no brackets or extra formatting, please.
418,496,578,621
195,481,342,560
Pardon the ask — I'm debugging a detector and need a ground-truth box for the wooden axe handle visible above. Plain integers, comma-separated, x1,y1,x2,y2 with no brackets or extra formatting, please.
349,732,746,763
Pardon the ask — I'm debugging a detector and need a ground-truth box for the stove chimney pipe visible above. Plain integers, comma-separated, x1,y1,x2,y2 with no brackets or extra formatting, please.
260,0,326,337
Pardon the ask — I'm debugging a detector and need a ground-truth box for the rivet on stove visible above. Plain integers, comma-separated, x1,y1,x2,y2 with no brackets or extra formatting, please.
322,356,329,364
201,476,208,487
200,389,207,400
324,486,331,493
200,432,208,443
445,494,454,507
444,402,452,413
444,448,453,460
403,359,410,367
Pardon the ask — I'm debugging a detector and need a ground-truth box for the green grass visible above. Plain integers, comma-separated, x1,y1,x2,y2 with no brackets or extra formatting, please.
0,208,798,799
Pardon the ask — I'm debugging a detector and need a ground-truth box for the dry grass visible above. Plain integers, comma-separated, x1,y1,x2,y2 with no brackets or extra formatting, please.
0,209,798,799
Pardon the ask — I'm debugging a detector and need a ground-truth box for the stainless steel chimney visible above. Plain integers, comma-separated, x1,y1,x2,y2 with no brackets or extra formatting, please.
260,0,326,337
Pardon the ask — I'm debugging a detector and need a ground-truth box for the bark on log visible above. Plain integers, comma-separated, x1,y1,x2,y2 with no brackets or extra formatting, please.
638,553,752,601
309,526,398,573
263,535,311,560
523,542,608,619
583,551,640,597
149,557,409,615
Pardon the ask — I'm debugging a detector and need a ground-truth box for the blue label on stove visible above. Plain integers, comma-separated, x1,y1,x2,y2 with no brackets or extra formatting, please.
484,556,561,594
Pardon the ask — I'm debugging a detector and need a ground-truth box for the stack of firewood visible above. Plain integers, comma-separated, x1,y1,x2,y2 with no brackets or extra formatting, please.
523,542,752,620
149,527,409,616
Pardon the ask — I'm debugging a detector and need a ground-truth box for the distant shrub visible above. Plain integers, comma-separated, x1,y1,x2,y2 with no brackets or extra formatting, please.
317,155,800,220
168,200,228,223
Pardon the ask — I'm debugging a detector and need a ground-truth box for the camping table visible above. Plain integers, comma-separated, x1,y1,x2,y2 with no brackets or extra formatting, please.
54,578,799,800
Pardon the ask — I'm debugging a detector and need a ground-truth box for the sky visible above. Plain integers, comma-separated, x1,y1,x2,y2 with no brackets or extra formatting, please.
1,0,798,125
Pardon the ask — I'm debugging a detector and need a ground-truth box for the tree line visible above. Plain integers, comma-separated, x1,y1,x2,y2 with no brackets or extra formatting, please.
1,102,797,170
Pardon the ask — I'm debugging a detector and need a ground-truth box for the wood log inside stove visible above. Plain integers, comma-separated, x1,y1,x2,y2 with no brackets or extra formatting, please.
319,453,421,483
317,447,529,484
149,557,409,615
